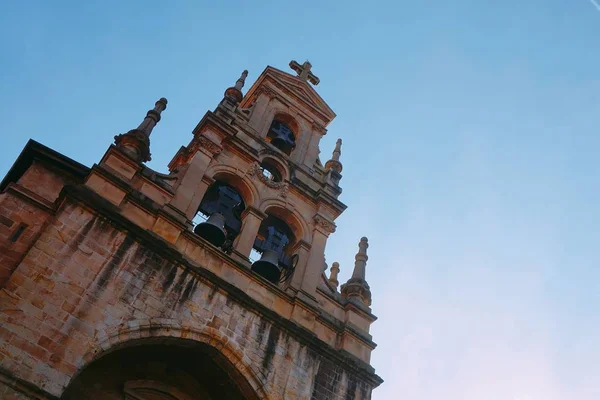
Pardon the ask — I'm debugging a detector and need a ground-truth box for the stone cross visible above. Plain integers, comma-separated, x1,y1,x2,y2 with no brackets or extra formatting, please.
289,60,320,86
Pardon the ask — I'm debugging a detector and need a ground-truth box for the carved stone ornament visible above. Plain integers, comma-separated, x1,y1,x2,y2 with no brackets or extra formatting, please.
196,136,223,156
247,162,289,198
341,278,372,307
313,215,336,234
114,129,151,162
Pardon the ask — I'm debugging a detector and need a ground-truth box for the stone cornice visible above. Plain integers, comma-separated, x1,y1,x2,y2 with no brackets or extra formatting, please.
191,111,237,138
2,182,55,213
240,67,336,125
0,139,89,192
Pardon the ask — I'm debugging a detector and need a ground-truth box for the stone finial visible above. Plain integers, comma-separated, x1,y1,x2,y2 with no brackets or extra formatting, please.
289,60,320,86
341,237,372,306
137,98,168,136
324,138,343,173
224,70,248,103
114,97,168,163
328,262,340,289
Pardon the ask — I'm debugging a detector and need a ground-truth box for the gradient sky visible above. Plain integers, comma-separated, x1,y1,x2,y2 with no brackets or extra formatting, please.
1,1,599,399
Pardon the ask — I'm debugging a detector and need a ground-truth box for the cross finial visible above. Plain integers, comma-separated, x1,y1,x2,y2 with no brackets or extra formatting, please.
289,60,320,85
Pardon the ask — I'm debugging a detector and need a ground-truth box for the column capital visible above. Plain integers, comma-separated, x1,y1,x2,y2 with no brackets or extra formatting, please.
241,206,267,220
313,214,336,235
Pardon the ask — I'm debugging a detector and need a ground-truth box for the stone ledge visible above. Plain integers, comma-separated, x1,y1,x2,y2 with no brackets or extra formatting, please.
1,183,55,213
0,366,59,400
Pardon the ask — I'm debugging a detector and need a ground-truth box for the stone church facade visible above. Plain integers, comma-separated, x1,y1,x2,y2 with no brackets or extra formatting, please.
0,61,382,399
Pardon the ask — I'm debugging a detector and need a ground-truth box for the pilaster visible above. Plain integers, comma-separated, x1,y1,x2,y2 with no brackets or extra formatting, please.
233,206,266,259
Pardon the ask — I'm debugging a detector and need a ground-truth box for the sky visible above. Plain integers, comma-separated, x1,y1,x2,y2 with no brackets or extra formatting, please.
1,1,599,399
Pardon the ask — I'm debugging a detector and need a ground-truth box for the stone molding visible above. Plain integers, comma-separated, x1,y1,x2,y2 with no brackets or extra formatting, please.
241,205,267,220
313,214,336,234
341,278,372,307
311,122,327,135
114,129,151,163
194,136,223,156
246,162,289,198
255,86,278,99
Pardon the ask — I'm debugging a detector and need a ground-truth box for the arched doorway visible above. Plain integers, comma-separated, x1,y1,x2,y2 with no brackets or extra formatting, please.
62,341,260,400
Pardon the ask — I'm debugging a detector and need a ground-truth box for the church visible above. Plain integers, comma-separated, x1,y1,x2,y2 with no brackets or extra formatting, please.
0,60,383,399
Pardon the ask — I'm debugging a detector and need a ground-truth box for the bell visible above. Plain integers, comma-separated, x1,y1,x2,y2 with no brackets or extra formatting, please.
194,213,227,247
251,250,282,283
270,132,294,154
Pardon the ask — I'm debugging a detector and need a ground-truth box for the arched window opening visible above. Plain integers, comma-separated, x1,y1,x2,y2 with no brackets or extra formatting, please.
260,160,283,183
266,120,296,155
250,215,298,284
194,181,245,249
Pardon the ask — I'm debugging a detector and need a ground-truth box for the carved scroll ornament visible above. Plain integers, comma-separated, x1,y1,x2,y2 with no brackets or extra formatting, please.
247,162,289,198
313,215,336,234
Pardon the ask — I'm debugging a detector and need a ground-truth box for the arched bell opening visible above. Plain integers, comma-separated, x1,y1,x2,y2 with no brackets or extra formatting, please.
193,180,246,250
62,341,260,400
266,114,298,156
250,214,298,284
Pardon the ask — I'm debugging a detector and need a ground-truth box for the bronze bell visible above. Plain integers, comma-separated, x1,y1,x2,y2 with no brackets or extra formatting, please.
270,132,295,154
251,250,282,283
194,213,227,247
269,121,295,154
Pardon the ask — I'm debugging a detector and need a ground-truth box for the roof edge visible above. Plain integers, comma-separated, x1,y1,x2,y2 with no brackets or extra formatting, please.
0,139,90,191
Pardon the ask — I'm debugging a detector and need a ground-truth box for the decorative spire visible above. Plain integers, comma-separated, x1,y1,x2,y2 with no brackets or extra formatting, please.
137,98,168,136
289,60,320,86
328,262,340,289
114,98,168,163
341,237,372,306
352,237,368,279
324,138,343,173
224,70,248,103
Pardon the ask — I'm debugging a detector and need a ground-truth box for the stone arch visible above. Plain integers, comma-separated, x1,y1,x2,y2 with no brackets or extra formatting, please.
271,112,300,138
259,104,300,139
69,320,269,400
259,198,312,244
204,163,260,210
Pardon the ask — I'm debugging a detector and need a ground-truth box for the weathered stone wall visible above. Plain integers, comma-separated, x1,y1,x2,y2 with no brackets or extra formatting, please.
0,160,73,288
0,193,51,288
0,196,375,399
0,381,36,400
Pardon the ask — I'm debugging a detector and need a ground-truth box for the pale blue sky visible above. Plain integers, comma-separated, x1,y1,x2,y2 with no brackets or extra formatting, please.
1,1,599,399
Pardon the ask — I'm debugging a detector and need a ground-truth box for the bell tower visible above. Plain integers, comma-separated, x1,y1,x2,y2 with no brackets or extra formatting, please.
0,60,382,399
166,61,351,302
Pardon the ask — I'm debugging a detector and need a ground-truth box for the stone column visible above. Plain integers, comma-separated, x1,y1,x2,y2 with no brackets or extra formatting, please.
183,176,214,220
169,137,222,220
300,215,336,298
287,240,311,292
233,207,266,259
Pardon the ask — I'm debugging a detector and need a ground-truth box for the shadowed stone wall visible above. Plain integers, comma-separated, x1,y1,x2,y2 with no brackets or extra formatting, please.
0,196,376,399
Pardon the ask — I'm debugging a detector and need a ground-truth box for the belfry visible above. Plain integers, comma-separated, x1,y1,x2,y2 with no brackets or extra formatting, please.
0,61,382,399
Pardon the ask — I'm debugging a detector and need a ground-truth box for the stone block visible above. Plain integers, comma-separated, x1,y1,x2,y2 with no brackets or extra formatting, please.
85,173,126,206
151,216,181,243
102,153,137,180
